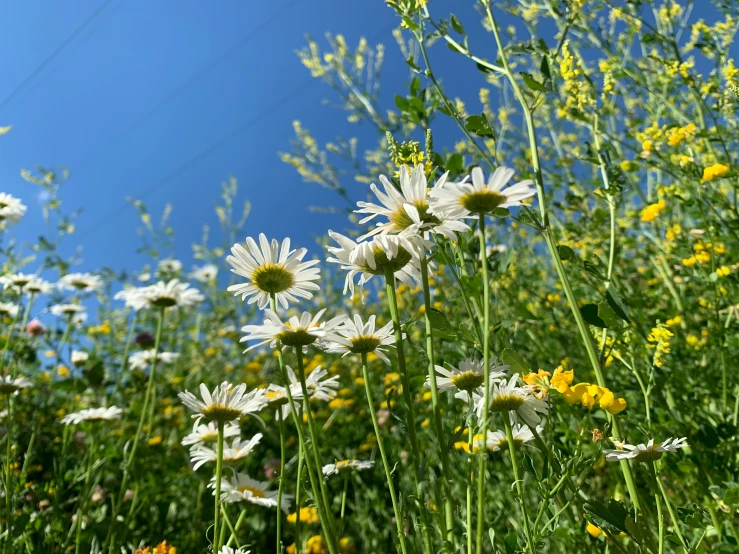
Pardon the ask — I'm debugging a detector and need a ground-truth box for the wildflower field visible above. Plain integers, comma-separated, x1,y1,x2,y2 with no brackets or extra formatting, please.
1,1,739,553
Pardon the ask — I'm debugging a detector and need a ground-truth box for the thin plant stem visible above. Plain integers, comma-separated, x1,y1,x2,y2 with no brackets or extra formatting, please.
382,266,435,554
503,417,535,554
226,508,248,547
340,473,349,531
295,440,304,551
276,409,286,553
420,251,456,546
466,396,475,554
3,394,13,548
115,309,138,395
360,352,408,554
73,434,96,554
213,421,225,553
652,464,690,553
475,213,491,554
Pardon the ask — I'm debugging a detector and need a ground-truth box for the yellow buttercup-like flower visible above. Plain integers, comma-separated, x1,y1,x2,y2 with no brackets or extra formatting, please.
701,163,729,183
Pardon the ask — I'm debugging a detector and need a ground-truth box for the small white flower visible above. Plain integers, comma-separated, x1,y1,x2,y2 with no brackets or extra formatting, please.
142,279,204,308
190,264,218,282
114,287,150,311
479,424,537,452
179,381,267,424
61,406,123,425
71,350,89,366
212,472,291,513
428,357,508,394
355,164,469,240
218,547,251,554
57,272,103,293
0,302,19,319
322,314,396,364
189,434,262,470
460,374,547,427
0,192,27,225
158,258,183,274
181,421,241,447
226,234,321,310
0,273,44,294
326,231,423,300
128,350,179,371
49,304,87,318
322,459,374,476
0,375,32,395
429,166,535,218
240,309,346,351
604,437,688,463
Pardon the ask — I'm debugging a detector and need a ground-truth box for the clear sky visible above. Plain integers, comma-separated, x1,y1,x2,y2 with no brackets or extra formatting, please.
0,1,729,277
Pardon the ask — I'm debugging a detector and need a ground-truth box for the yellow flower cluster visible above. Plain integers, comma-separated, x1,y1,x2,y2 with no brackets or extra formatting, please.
559,41,592,113
287,506,320,525
388,140,433,176
665,58,694,79
647,323,673,368
88,321,111,335
598,59,616,100
134,542,176,554
560,374,627,415
683,240,723,267
701,163,729,183
640,199,666,222
665,123,696,147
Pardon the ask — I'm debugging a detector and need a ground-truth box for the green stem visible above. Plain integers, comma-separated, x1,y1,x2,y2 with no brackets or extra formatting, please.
383,266,434,554
504,418,535,554
74,434,96,554
295,440,304,552
475,213,491,554
653,464,690,553
214,420,225,552
226,508,248,547
276,409,286,553
420,251,456,546
115,309,138,395
466,397,475,554
340,473,349,532
4,394,13,547
361,352,408,554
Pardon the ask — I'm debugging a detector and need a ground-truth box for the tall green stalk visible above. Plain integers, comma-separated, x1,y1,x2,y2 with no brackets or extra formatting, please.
213,421,225,552
420,251,456,545
360,352,408,554
503,418,535,554
383,266,434,554
276,409,286,553
3,394,12,551
295,441,304,551
74,434,96,554
475,214,491,554
466,397,475,554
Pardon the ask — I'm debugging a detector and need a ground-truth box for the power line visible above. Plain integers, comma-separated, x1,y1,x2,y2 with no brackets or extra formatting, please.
0,0,115,114
77,21,397,238
74,0,302,175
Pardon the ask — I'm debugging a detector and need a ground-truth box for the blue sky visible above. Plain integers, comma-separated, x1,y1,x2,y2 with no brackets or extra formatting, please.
0,1,728,277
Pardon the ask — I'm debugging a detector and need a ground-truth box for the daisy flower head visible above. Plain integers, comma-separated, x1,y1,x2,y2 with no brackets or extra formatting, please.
226,234,320,310
142,279,204,309
213,472,292,513
322,314,396,364
181,421,241,447
430,357,509,394
57,272,103,294
157,258,183,274
0,302,19,319
303,365,340,402
322,459,374,476
128,350,179,371
0,273,37,293
114,287,151,311
190,263,218,283
0,192,27,225
61,406,123,425
240,309,346,351
71,350,89,366
355,164,469,240
49,303,86,318
326,231,423,300
480,374,547,426
604,437,688,463
0,375,32,395
189,434,263,470
480,423,537,453
218,547,251,554
179,381,267,423
429,166,535,218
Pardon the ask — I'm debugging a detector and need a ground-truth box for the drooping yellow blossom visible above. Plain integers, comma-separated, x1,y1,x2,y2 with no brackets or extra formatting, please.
523,369,551,398
666,315,682,328
287,506,320,525
551,366,574,393
640,200,666,222
648,324,673,368
587,522,607,538
665,123,696,147
701,163,730,183
717,266,731,277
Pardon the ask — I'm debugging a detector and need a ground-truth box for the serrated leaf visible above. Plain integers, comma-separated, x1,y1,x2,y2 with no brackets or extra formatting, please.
581,304,607,328
447,152,464,174
464,114,495,138
501,348,528,374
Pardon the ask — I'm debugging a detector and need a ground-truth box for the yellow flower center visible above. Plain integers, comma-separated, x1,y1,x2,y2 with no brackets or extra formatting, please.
349,335,382,354
253,263,295,294
450,371,484,392
461,190,507,214
237,485,265,498
359,246,413,276
489,393,525,412
277,328,317,347
200,404,244,423
389,200,439,230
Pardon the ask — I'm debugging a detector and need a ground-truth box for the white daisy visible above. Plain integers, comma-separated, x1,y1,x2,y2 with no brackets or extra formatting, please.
303,366,340,402
326,231,423,299
604,437,688,463
428,357,508,394
158,258,183,274
57,272,103,293
61,406,123,425
189,434,262,470
71,350,89,366
181,421,241,447
113,287,150,311
179,381,267,424
0,302,19,319
478,424,537,453
322,459,374,476
0,273,37,293
355,164,469,240
142,279,204,308
226,234,320,310
213,472,292,513
322,314,396,364
240,309,347,351
218,547,250,554
462,374,547,427
190,264,218,283
0,192,27,224
429,166,535,218
128,350,180,371
49,304,86,318
0,375,32,395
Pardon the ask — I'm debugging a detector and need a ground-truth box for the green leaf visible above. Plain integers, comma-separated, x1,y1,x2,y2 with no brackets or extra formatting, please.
580,304,607,328
464,114,495,138
584,500,631,535
426,307,455,333
520,71,546,92
501,348,529,374
447,152,464,174
597,301,620,329
724,487,739,506
405,56,420,72
450,14,465,35
504,529,517,554
605,286,631,323
540,56,551,82
557,244,575,261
